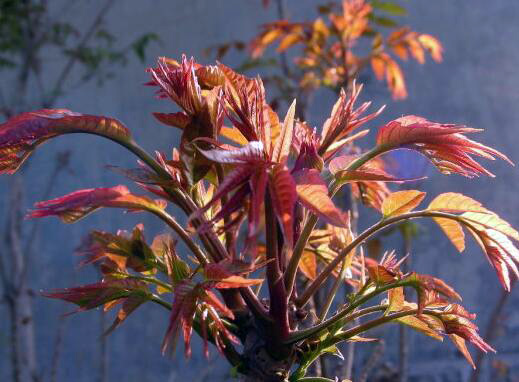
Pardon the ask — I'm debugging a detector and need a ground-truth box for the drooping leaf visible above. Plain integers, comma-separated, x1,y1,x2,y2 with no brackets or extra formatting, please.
427,192,487,252
449,334,476,369
43,279,149,313
381,190,425,218
405,272,461,315
397,314,443,341
0,109,130,174
418,34,443,62
28,186,166,223
293,168,347,227
104,295,148,335
432,217,466,252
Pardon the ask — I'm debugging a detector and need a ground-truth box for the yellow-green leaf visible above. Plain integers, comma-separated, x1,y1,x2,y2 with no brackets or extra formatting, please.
381,190,425,218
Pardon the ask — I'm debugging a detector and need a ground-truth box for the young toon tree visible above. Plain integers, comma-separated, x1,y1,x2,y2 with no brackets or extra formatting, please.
0,56,517,381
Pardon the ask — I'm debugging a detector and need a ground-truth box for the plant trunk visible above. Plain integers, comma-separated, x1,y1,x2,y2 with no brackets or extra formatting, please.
4,176,39,382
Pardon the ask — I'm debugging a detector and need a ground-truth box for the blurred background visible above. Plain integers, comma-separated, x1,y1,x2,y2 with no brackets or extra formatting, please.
1,1,519,381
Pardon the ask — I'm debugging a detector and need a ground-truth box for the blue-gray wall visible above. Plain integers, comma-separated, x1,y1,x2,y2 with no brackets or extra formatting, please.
1,1,518,381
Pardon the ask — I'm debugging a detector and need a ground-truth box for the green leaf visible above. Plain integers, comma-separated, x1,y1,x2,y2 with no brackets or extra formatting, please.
369,15,399,28
371,1,408,16
132,33,160,62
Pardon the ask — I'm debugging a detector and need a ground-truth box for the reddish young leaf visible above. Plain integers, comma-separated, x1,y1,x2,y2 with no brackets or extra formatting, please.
381,190,425,218
148,55,203,115
28,186,166,223
153,112,191,129
441,312,495,358
330,155,425,184
320,82,384,154
161,281,236,358
43,279,149,312
376,115,513,177
199,141,266,164
269,164,297,248
293,168,347,227
204,263,263,288
405,272,461,315
0,109,130,174
79,224,155,273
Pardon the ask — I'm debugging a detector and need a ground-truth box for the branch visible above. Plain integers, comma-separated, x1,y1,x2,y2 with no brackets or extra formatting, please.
284,146,386,298
296,210,465,308
265,190,290,338
151,208,209,265
286,280,408,344
469,281,515,382
45,0,115,106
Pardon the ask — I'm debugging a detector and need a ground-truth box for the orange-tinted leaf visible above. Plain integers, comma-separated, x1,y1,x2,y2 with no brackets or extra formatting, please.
293,168,347,227
153,112,191,129
371,55,386,80
385,57,407,99
418,34,443,62
272,99,296,164
277,33,301,52
427,193,488,252
299,251,317,279
381,190,425,218
433,217,466,252
220,126,248,145
367,264,397,284
387,286,404,312
397,315,443,341
449,334,476,369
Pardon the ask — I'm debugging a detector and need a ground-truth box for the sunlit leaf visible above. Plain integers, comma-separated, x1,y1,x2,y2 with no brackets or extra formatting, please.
293,168,347,227
272,99,296,164
381,190,425,218
376,115,513,177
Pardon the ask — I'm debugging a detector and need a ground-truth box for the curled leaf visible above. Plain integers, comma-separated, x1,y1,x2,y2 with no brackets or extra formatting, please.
376,115,513,177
